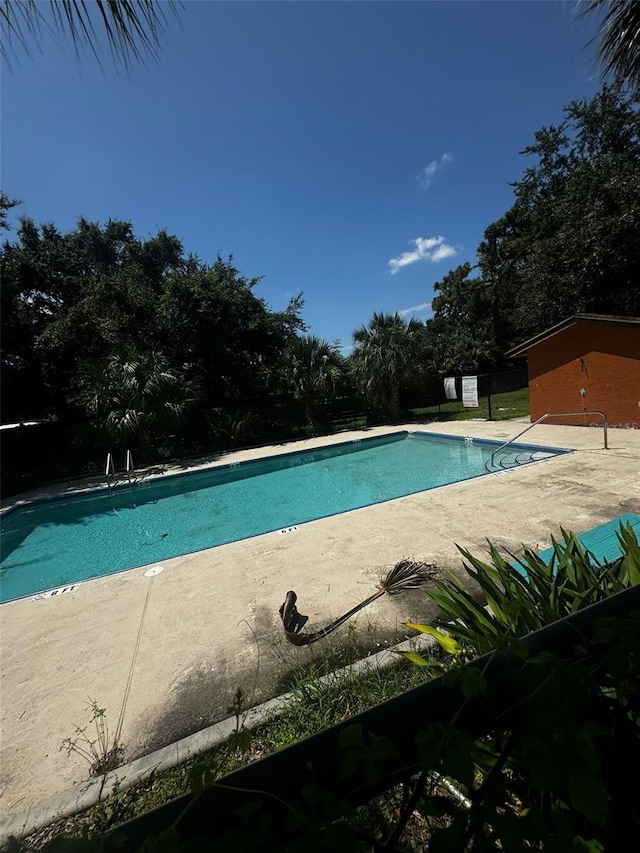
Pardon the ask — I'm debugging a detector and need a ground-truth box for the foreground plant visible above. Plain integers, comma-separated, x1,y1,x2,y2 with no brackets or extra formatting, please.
384,523,640,850
412,520,640,657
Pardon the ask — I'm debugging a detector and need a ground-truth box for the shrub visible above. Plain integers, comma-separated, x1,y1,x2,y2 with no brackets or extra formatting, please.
423,521,640,655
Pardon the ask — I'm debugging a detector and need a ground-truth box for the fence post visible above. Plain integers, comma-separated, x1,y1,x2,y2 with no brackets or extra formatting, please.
487,374,493,421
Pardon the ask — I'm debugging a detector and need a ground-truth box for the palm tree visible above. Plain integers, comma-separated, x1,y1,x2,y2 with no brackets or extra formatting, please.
351,312,428,421
580,0,640,93
82,352,195,452
279,335,345,435
1,1,180,70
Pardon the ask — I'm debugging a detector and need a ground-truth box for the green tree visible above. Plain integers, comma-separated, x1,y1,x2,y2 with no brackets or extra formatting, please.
351,312,430,421
0,190,20,230
426,263,499,374
424,87,640,370
278,335,345,434
478,86,640,347
81,352,194,453
1,216,180,421
159,256,304,408
0,215,304,447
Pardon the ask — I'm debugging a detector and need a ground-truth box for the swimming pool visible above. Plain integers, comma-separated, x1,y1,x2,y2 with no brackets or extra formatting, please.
0,431,569,602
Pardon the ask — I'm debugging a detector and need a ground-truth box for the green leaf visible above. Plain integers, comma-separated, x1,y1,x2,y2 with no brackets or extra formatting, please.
229,728,252,754
571,837,605,853
339,751,360,782
405,622,462,655
617,522,640,584
322,820,358,851
445,665,487,699
395,649,431,667
416,795,452,818
441,729,477,788
591,616,617,645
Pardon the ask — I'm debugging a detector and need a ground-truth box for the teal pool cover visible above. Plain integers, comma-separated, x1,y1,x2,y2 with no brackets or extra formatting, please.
536,513,640,565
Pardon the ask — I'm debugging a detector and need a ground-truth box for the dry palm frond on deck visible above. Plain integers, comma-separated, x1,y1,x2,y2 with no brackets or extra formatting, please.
279,559,439,647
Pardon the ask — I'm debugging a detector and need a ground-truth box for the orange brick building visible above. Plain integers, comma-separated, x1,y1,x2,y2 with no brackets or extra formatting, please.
506,314,640,428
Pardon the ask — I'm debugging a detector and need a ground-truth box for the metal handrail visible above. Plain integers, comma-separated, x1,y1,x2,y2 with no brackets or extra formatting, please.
487,410,608,470
105,452,116,495
125,449,134,489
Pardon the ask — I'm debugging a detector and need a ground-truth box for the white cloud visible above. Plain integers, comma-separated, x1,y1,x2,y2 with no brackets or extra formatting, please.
417,161,438,189
398,302,432,318
389,235,458,275
431,243,457,262
416,152,453,190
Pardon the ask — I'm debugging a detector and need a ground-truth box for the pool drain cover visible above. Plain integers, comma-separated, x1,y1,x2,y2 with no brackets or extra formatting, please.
144,566,164,577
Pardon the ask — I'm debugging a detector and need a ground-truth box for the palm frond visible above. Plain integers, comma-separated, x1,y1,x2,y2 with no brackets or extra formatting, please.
280,558,439,646
1,0,181,70
79,352,194,443
379,559,440,595
580,0,640,92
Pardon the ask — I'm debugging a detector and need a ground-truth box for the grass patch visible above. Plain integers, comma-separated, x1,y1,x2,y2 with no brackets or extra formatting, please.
271,620,403,692
328,414,368,432
411,386,529,422
323,386,530,432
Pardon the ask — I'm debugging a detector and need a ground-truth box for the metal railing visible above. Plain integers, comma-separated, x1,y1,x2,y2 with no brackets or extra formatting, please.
105,452,116,494
487,410,609,470
125,449,134,489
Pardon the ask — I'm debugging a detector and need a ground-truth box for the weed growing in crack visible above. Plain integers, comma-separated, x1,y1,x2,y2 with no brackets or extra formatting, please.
61,700,123,776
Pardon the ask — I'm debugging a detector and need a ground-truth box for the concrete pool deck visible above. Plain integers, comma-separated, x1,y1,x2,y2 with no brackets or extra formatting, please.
1,420,639,823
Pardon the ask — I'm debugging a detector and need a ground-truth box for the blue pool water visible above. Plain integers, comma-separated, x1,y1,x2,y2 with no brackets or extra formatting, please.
0,431,568,602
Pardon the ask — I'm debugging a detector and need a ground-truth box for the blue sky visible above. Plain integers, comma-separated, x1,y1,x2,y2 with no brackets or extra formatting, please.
3,1,602,351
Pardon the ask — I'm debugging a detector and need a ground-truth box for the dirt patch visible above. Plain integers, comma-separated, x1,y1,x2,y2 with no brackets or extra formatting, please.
127,653,245,759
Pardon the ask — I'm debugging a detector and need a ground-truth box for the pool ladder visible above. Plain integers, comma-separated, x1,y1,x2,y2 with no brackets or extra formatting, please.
484,410,608,472
105,449,137,493
105,452,117,495
125,449,135,488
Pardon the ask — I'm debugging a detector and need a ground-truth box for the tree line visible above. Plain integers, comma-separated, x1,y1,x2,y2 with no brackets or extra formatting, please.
427,85,640,373
1,86,639,490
